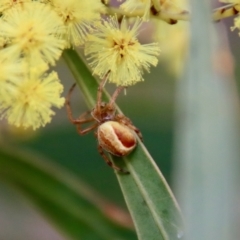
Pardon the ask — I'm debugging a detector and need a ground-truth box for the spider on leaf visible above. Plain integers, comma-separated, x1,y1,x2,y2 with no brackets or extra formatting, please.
65,77,143,173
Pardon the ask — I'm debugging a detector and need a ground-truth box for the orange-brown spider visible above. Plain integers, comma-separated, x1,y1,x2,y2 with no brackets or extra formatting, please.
65,78,142,173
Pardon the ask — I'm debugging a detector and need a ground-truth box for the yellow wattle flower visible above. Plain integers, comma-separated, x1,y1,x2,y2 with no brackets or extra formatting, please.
85,16,160,86
49,0,105,47
0,2,66,65
0,69,65,130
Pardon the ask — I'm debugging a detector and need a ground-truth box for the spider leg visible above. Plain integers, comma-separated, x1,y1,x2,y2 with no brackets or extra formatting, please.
73,111,94,124
66,83,98,134
66,84,93,122
66,83,93,124
130,126,143,141
125,124,143,141
109,86,125,107
98,145,129,174
71,111,97,135
97,76,108,113
76,122,98,135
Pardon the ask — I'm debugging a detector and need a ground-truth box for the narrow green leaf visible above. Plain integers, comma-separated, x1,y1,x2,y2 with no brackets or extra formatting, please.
0,145,136,240
63,49,184,240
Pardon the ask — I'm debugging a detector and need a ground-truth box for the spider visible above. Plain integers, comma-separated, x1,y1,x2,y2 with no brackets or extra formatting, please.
65,78,143,173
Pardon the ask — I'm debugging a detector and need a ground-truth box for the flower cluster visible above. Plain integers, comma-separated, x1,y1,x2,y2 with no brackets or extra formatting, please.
0,0,161,130
2,0,239,131
85,16,160,86
0,0,105,130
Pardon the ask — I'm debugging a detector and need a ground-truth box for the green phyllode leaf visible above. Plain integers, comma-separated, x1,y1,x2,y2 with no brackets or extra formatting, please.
63,49,184,240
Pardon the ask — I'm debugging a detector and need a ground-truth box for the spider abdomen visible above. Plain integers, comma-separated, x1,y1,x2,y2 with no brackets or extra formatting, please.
97,121,137,157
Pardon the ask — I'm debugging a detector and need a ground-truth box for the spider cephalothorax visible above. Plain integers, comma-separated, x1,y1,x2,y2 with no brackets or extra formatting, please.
66,78,142,173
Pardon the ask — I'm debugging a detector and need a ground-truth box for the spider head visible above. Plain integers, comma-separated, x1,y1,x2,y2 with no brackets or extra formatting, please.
91,102,116,123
